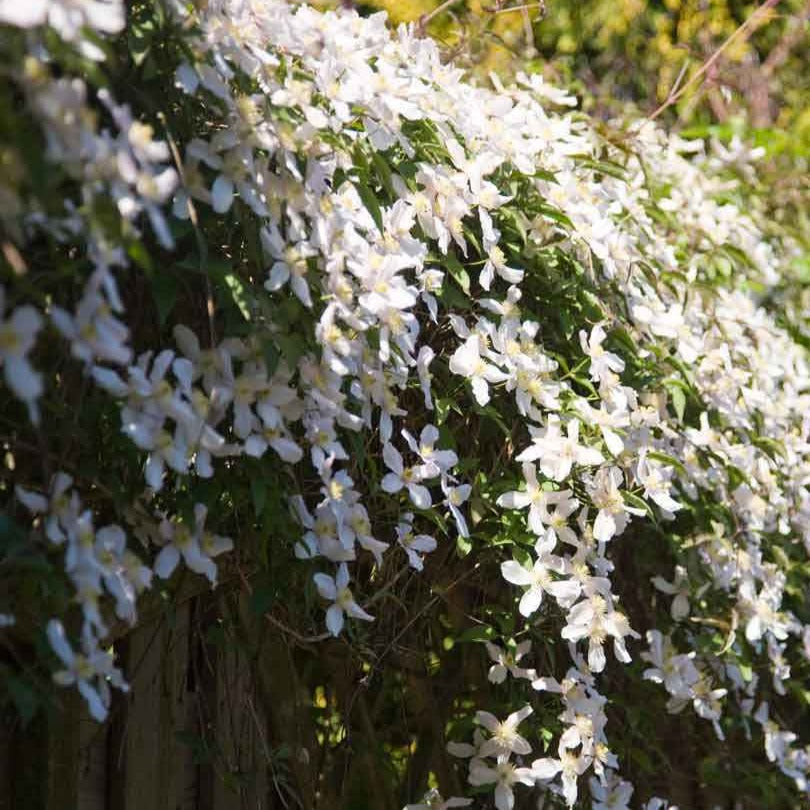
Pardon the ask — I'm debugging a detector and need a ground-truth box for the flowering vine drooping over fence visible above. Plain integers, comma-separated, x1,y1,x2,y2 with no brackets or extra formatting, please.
0,1,808,807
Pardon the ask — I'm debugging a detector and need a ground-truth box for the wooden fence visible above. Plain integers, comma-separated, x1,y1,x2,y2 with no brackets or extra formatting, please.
0,591,319,810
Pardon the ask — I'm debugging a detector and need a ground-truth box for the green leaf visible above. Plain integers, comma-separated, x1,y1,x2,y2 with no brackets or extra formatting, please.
457,624,495,643
6,675,39,727
355,181,383,231
623,490,654,518
276,332,308,367
251,477,267,517
668,384,686,423
151,272,178,326
442,253,470,295
224,273,252,321
456,534,472,557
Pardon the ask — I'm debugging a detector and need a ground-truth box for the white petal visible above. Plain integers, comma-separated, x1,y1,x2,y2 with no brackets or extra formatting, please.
0,0,47,27
154,545,180,579
211,175,234,213
531,757,562,780
518,587,543,617
325,604,344,636
500,560,533,586
46,620,74,667
313,573,337,600
5,356,43,402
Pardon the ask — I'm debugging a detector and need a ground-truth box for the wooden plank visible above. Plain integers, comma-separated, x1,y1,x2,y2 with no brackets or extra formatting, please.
46,687,81,809
77,710,107,810
123,617,164,810
161,601,197,810
117,602,196,810
211,596,268,810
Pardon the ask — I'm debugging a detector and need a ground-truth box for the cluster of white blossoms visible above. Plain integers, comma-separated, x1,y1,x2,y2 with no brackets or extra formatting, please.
1,0,808,806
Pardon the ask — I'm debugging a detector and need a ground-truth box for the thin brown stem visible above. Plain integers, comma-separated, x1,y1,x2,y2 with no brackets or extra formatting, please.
645,0,781,123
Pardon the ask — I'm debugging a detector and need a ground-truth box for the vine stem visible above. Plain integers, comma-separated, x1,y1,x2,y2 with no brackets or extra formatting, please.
417,0,464,35
645,0,781,123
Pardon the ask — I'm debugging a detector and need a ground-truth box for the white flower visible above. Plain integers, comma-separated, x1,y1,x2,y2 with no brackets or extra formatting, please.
51,274,132,367
561,594,639,672
636,452,682,514
313,563,374,636
381,442,432,509
586,466,642,543
448,334,508,406
154,504,232,586
442,478,472,538
532,750,591,807
480,244,523,291
485,640,534,683
402,424,457,476
500,530,580,616
641,630,699,698
468,754,536,810
579,323,624,384
244,398,304,463
416,345,435,409
0,287,43,423
590,775,634,810
15,471,76,544
262,225,316,307
475,704,533,757
47,619,127,721
395,513,437,571
496,463,578,538
651,566,691,621
516,418,604,482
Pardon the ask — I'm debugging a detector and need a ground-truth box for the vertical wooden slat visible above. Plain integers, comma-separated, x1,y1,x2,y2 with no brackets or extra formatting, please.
0,711,13,810
123,618,163,809
162,602,197,810
77,711,107,810
46,688,82,808
211,597,268,810
117,602,196,810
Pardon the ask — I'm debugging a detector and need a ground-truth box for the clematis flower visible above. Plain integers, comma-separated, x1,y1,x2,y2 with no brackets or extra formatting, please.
154,504,232,586
516,418,604,482
0,0,125,53
468,754,536,810
485,640,535,683
448,334,508,406
532,750,591,807
262,225,317,307
561,594,639,672
442,477,472,538
402,424,457,476
381,442,432,509
15,471,76,544
0,287,43,423
586,466,643,544
47,619,127,722
395,513,437,571
651,566,691,621
579,323,625,384
497,462,578,538
51,273,132,367
500,530,581,616
313,563,374,636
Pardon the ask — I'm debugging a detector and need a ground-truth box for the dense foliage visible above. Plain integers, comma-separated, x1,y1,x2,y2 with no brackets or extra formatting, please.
0,1,808,807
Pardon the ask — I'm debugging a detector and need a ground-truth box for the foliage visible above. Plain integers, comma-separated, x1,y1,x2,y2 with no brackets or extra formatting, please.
0,1,809,808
